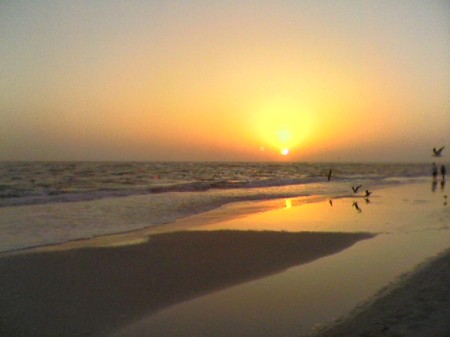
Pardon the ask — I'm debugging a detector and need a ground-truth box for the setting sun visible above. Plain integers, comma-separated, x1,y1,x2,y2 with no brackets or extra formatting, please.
0,1,448,164
253,96,314,159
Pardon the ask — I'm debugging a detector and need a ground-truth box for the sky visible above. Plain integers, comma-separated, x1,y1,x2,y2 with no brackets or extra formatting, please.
1,0,449,162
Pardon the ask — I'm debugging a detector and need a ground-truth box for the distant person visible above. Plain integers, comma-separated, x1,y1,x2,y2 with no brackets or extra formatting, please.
432,163,438,180
441,165,446,180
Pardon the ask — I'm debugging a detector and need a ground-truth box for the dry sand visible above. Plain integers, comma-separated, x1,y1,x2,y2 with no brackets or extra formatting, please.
0,230,373,337
308,249,450,337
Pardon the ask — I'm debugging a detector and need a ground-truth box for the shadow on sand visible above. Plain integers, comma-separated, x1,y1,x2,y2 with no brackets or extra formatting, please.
0,230,374,337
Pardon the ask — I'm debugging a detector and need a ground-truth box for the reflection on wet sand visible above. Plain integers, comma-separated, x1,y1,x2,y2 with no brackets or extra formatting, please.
0,230,374,337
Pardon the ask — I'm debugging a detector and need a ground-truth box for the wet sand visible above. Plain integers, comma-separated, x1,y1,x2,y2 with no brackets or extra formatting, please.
0,230,373,337
108,181,449,337
309,249,450,337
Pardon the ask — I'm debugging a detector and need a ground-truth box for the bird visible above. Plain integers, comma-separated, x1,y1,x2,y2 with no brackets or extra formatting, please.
352,202,362,213
327,169,333,182
433,146,445,157
352,185,362,193
365,190,372,197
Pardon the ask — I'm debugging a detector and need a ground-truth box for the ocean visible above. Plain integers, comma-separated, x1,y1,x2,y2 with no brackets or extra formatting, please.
0,162,437,253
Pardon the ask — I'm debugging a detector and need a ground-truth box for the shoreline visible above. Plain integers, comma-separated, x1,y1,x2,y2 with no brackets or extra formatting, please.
1,178,441,256
0,194,328,257
2,177,433,255
1,180,448,336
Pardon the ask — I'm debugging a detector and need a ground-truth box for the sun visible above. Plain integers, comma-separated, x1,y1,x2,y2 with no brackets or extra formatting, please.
253,96,314,159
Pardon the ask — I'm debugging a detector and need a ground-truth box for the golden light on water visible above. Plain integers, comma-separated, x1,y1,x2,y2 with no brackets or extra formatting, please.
284,199,292,209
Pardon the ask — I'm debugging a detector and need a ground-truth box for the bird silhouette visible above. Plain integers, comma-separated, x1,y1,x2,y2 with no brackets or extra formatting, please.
352,201,362,213
352,185,362,193
365,190,372,197
433,146,445,157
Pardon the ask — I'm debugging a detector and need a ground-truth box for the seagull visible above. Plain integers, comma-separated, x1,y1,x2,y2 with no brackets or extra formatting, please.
433,146,445,157
327,169,332,182
352,185,362,193
365,190,372,197
352,201,362,213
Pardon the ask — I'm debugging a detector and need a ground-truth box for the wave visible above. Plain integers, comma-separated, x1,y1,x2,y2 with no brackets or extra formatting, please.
0,161,434,208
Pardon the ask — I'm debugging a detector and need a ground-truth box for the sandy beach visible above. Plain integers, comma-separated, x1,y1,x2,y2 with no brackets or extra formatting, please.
1,181,449,337
0,230,373,337
309,249,450,337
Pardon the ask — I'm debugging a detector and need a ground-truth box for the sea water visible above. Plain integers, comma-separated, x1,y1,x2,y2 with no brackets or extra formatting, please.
0,162,439,253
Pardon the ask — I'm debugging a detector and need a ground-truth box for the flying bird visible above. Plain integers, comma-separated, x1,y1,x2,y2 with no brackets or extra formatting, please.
433,146,445,157
365,190,372,197
352,185,362,193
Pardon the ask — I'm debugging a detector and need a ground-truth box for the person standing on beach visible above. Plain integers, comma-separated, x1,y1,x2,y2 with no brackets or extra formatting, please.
441,165,446,180
432,163,438,180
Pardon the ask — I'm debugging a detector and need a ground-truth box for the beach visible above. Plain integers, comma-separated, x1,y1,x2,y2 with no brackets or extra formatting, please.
1,180,449,336
0,231,373,337
309,249,450,337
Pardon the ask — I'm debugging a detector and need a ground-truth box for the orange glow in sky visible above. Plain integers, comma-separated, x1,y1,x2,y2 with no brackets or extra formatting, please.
0,1,449,162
